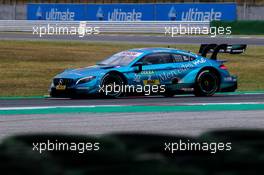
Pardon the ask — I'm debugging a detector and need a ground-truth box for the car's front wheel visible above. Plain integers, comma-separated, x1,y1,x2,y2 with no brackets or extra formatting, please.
100,73,125,98
194,70,219,97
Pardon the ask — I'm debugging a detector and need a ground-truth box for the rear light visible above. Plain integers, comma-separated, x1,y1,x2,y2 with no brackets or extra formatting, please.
219,64,227,70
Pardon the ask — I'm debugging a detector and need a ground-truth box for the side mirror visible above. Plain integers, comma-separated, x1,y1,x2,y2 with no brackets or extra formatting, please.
133,62,143,73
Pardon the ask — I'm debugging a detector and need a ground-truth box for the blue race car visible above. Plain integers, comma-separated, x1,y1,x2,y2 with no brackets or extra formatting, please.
49,44,246,98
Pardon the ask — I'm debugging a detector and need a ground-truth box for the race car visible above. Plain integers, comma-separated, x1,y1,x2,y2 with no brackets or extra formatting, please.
49,44,246,98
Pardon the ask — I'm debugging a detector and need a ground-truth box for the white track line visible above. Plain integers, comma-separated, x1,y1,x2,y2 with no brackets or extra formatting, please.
184,102,264,106
0,105,124,110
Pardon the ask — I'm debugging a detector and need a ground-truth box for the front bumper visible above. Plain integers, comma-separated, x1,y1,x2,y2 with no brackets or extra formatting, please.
49,77,101,98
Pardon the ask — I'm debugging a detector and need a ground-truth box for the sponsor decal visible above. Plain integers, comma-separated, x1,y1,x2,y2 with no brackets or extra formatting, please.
117,51,143,57
143,79,160,85
96,7,142,21
192,57,206,65
140,70,155,75
96,7,104,20
55,79,66,90
181,8,222,21
36,6,75,21
168,6,177,21
133,74,141,83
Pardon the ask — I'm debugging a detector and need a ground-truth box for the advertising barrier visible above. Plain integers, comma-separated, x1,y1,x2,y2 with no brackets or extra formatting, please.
27,4,87,21
27,3,236,21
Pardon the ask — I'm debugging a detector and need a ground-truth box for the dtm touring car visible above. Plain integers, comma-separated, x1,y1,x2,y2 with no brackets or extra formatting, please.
49,44,246,98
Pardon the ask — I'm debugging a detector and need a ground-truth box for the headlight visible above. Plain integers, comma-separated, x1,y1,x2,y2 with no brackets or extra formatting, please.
76,76,96,85
48,81,54,92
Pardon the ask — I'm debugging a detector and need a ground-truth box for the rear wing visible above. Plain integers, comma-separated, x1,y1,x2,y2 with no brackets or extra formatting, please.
199,44,247,60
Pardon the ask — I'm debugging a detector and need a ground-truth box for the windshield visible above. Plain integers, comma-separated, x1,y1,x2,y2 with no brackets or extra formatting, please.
97,51,143,66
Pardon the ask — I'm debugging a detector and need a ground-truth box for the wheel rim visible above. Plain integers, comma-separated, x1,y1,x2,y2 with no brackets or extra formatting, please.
198,72,218,95
101,75,123,97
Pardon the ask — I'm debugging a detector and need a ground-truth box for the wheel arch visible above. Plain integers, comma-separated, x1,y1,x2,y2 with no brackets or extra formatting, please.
105,71,128,84
196,66,221,90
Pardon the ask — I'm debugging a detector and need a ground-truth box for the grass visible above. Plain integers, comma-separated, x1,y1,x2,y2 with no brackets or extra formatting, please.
0,40,263,96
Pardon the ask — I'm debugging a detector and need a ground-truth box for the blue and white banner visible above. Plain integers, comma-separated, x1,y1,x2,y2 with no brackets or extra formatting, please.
155,3,236,21
27,4,87,21
27,3,236,21
86,4,154,21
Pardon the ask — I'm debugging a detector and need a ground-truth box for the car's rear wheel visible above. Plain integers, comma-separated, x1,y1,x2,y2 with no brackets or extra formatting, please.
100,73,125,98
194,70,219,97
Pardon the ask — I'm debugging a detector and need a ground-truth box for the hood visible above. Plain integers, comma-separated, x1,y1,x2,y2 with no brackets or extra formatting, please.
55,65,116,79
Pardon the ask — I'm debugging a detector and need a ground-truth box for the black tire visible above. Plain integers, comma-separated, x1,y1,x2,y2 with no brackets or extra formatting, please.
194,70,219,97
100,73,125,98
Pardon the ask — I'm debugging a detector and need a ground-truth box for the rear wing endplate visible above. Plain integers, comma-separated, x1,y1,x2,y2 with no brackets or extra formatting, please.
199,44,247,60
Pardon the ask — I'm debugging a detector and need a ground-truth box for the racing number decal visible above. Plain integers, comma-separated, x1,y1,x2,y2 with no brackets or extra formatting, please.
141,70,160,85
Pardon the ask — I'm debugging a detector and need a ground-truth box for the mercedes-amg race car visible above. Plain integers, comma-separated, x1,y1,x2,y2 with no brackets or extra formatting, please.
49,44,246,98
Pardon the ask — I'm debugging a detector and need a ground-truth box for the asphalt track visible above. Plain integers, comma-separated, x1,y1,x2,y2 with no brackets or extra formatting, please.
0,32,264,45
0,111,264,140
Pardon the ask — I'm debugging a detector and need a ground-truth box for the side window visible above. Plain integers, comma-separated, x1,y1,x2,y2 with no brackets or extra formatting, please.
172,54,184,62
172,54,196,62
161,53,174,64
182,55,190,62
189,56,196,61
141,53,173,65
